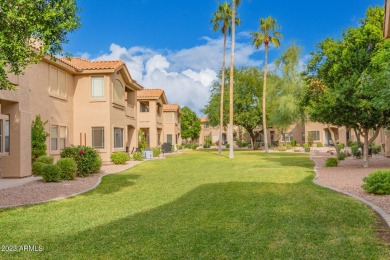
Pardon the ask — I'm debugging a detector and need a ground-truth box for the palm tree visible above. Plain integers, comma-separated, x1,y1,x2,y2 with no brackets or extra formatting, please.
250,16,282,153
228,0,240,159
211,2,240,156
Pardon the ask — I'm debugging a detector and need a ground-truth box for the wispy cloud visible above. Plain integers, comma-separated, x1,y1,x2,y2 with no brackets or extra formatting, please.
91,36,263,115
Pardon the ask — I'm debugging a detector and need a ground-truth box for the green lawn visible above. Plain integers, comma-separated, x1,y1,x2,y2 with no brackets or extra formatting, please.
1,151,389,259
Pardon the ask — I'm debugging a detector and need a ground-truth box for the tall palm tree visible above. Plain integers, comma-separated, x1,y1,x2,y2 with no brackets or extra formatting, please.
211,2,240,156
251,16,282,153
228,0,240,159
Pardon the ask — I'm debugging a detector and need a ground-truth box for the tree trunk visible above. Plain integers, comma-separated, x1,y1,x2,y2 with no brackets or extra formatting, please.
228,0,236,159
218,33,227,156
263,44,269,153
362,129,370,168
353,128,361,145
249,130,257,150
327,125,340,157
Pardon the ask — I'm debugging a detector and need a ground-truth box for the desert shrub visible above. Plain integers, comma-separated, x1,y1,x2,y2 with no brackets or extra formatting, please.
57,158,77,180
325,157,338,167
203,137,212,148
351,144,362,158
36,155,54,165
41,164,61,182
191,144,197,150
316,142,324,147
61,146,102,177
132,151,143,161
152,147,161,157
370,144,382,155
363,170,390,195
276,146,287,151
177,145,183,150
32,162,46,176
31,115,49,163
290,139,297,147
111,152,130,165
337,152,346,161
286,145,292,150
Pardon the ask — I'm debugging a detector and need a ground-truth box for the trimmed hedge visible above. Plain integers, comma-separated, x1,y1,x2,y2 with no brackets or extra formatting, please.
41,164,61,182
132,152,143,161
36,155,54,164
363,170,390,195
152,147,161,157
57,158,77,180
325,157,338,167
111,152,130,165
32,161,46,176
61,146,102,177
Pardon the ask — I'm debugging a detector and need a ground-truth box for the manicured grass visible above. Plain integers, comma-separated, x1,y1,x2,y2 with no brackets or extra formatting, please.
0,151,389,259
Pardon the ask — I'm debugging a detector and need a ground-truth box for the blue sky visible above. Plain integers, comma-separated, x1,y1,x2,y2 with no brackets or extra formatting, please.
64,0,385,115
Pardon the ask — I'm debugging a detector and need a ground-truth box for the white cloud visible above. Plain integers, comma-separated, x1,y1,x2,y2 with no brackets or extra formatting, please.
91,37,263,115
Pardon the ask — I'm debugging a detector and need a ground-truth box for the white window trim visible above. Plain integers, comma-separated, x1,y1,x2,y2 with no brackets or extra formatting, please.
91,76,105,100
50,124,67,155
113,126,125,150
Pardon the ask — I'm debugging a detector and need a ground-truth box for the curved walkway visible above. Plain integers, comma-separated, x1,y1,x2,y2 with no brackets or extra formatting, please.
311,150,390,228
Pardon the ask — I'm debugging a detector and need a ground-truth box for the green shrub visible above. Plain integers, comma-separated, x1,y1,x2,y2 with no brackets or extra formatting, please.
290,139,297,147
36,155,54,164
152,147,161,157
325,157,338,167
138,129,147,150
41,164,61,182
337,142,345,151
191,144,197,150
57,158,77,180
337,152,346,161
203,137,212,148
303,143,309,149
286,145,292,150
347,141,355,147
317,142,324,147
363,170,390,195
111,152,130,165
226,144,230,148
276,146,287,151
61,146,102,177
351,144,362,158
31,115,49,163
132,152,143,161
32,161,46,176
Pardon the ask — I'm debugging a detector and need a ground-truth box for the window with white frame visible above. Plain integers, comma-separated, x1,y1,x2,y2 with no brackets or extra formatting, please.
113,80,124,104
92,127,104,149
308,131,320,141
50,66,67,97
114,127,124,148
0,116,10,154
50,125,67,151
91,77,104,98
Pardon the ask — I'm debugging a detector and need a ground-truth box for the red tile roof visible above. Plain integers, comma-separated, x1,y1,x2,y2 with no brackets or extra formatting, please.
137,89,165,99
200,117,209,123
59,57,124,70
163,104,180,111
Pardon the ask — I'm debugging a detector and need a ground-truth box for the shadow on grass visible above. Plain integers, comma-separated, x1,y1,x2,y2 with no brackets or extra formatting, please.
86,174,141,195
32,182,388,259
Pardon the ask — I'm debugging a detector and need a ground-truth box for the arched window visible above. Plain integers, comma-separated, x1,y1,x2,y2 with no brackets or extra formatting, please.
113,80,124,104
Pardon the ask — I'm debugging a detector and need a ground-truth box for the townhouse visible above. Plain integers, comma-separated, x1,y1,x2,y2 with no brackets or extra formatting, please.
0,57,143,178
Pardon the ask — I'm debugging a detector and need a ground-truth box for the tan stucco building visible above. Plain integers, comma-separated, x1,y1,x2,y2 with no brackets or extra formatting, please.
163,104,182,145
0,57,143,178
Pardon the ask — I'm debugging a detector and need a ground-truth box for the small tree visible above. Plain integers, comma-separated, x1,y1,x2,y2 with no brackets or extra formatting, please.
138,129,147,150
31,115,49,163
181,106,201,144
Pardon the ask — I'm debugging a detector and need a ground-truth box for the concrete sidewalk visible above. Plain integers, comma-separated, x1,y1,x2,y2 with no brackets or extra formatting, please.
0,176,42,190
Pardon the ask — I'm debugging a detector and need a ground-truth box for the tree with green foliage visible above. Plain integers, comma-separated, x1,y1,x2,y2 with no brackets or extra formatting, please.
268,44,304,140
31,115,49,163
138,129,148,150
211,1,240,156
251,16,282,153
181,106,201,144
204,67,263,149
301,6,389,167
0,0,80,90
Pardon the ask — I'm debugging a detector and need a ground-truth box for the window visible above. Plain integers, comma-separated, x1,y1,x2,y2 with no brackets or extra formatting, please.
140,102,149,112
114,127,124,148
308,131,320,141
50,66,67,97
91,77,104,98
50,125,67,151
92,127,104,149
113,80,124,104
167,134,172,144
204,124,210,129
51,126,58,151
